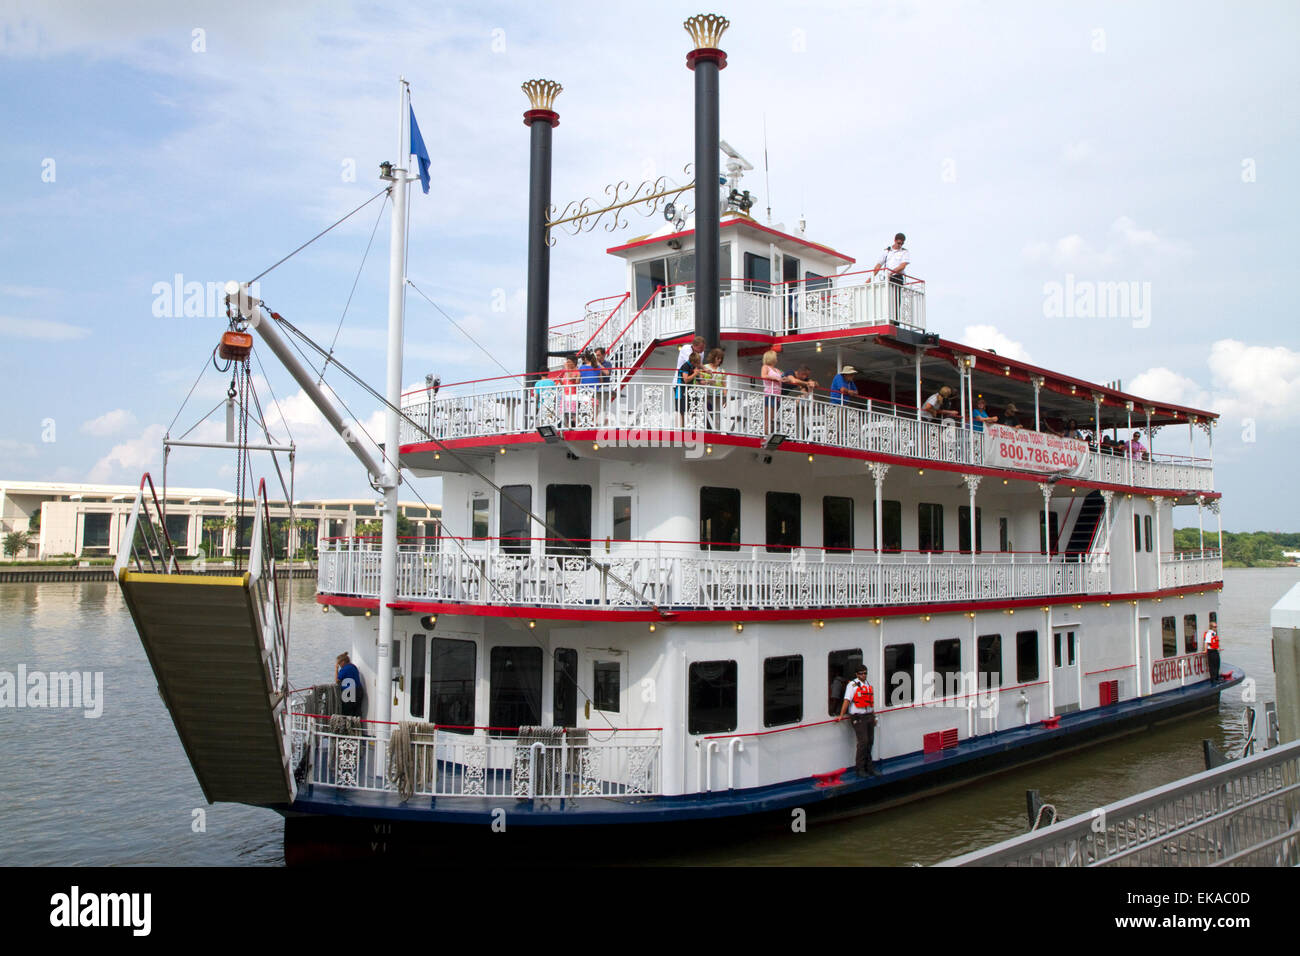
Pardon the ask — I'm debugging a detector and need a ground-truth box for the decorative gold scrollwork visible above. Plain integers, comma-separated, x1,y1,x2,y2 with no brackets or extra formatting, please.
546,165,694,244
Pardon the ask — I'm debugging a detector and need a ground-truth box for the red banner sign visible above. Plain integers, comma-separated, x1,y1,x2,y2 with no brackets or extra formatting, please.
983,424,1088,475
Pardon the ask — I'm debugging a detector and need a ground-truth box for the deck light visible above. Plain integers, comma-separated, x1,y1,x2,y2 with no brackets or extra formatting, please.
764,433,787,450
808,453,815,462
434,452,440,460
593,442,600,450
918,469,924,475
321,604,330,614
921,614,931,622
813,619,825,629
1006,609,1015,615
1003,479,1008,484
872,618,882,626
966,612,975,619
499,447,506,455
364,609,372,618
537,425,562,443
706,444,713,454
1103,601,1111,607
419,614,438,630
649,622,657,632
816,342,823,352
734,622,744,633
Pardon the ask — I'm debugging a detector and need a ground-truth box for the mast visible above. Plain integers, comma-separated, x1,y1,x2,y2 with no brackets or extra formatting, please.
375,78,411,725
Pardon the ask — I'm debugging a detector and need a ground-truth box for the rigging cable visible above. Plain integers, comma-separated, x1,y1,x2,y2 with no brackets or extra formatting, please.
406,279,522,382
318,194,390,388
246,186,390,286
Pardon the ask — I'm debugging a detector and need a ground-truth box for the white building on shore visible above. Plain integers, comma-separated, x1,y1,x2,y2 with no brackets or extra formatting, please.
0,480,440,560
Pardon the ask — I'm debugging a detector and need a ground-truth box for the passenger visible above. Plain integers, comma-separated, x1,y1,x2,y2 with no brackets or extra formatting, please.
336,652,364,718
578,351,601,388
921,385,958,421
592,347,614,385
1001,402,1024,430
784,365,818,399
1128,431,1148,460
675,351,703,424
1204,624,1221,681
559,355,582,426
701,348,727,427
678,335,705,370
830,365,859,406
971,397,997,432
761,349,783,431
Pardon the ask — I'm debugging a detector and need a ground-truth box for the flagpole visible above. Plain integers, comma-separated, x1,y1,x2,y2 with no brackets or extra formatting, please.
374,77,410,725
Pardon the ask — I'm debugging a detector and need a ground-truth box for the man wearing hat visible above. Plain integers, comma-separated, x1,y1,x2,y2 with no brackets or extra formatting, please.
1002,403,1024,430
830,365,859,406
837,664,880,776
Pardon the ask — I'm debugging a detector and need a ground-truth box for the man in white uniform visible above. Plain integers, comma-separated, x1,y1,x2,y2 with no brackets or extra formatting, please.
873,232,911,322
837,665,879,776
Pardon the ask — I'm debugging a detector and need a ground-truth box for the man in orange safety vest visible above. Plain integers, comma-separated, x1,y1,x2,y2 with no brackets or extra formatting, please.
838,664,879,777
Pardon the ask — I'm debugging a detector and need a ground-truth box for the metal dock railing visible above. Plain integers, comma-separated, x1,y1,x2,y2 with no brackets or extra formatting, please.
939,738,1300,867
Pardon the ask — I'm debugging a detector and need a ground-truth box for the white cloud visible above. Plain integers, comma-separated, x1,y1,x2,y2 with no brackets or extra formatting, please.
960,324,1032,362
1128,339,1300,422
1062,140,1096,164
1021,217,1188,272
80,408,137,436
0,316,91,341
0,439,37,459
87,424,166,483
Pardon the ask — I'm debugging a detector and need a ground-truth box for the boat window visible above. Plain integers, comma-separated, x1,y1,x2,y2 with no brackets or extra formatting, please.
611,494,632,542
593,660,621,714
1053,632,1062,668
882,500,902,552
1133,515,1142,552
470,495,490,540
933,638,961,697
766,491,801,552
545,484,591,555
700,486,741,551
688,660,737,734
553,648,578,727
1068,631,1077,666
1144,515,1153,553
489,646,542,733
1161,616,1177,658
499,484,532,554
634,257,669,308
823,496,853,553
409,635,427,719
430,638,477,733
884,643,915,705
1209,611,1217,630
827,649,863,716
1016,631,1039,683
743,251,770,293
804,271,829,292
999,517,1009,552
763,655,803,727
977,634,1002,689
1184,615,1198,653
918,503,944,553
958,506,983,554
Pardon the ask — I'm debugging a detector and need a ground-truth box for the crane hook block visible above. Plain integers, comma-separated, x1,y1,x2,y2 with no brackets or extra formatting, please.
219,330,253,361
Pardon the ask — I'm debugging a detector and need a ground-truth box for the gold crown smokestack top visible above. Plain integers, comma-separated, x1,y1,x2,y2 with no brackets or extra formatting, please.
523,79,562,380
685,13,729,350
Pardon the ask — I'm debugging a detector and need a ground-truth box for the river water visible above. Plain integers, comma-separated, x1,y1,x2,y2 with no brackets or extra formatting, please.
1,568,1294,866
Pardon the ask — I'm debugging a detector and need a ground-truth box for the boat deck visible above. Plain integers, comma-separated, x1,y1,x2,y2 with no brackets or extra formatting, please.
289,667,1242,827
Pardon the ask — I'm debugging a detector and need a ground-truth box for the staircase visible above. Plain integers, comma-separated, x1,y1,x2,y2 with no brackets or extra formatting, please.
115,475,295,807
1063,490,1106,562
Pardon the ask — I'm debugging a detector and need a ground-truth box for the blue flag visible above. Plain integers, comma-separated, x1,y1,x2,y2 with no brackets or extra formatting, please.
409,105,430,195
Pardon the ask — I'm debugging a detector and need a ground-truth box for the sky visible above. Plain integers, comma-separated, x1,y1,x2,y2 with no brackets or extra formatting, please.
1,0,1297,530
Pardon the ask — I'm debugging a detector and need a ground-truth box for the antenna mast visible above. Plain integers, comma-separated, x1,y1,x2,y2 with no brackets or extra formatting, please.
763,115,772,224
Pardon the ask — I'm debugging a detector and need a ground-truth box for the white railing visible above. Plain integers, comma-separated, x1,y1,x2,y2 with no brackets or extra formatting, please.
300,721,662,800
320,539,1110,610
398,372,1216,494
1159,550,1224,589
547,274,927,361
